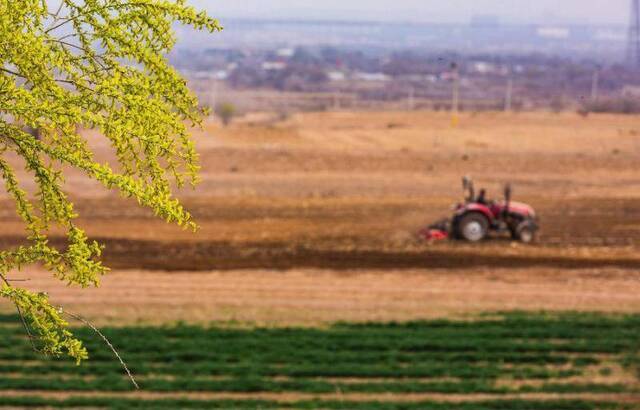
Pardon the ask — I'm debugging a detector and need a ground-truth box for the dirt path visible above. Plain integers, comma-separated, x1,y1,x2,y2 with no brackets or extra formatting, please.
1,267,639,326
0,390,638,404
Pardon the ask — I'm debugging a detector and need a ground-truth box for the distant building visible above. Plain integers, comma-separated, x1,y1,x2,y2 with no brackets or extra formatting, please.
594,29,625,42
276,48,295,58
472,62,497,74
622,86,640,97
353,72,390,82
213,70,229,80
190,70,227,80
537,27,570,40
327,71,346,82
262,61,287,71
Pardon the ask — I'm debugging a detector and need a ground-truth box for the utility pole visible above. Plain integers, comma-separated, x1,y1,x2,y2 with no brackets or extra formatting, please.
591,67,600,102
407,86,415,111
629,0,640,68
450,62,460,127
333,90,341,110
504,76,513,112
210,79,219,109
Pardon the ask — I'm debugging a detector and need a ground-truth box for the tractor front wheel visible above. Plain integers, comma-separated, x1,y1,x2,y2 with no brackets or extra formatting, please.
457,213,489,242
515,221,536,244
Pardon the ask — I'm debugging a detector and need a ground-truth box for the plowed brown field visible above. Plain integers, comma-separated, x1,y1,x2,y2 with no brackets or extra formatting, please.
1,111,639,324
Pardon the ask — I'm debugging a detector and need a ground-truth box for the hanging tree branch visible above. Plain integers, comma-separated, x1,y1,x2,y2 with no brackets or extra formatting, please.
0,0,221,366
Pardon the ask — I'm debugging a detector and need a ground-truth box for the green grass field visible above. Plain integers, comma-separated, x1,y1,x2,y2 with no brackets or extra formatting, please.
0,312,639,409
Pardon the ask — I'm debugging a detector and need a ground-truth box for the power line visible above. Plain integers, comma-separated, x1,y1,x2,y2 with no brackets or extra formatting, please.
628,0,640,68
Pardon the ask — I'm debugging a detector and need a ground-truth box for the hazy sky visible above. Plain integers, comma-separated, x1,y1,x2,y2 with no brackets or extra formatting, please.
193,0,629,25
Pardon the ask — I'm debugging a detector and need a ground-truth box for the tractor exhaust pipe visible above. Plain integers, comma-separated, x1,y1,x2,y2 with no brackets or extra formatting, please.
463,176,475,203
504,184,512,216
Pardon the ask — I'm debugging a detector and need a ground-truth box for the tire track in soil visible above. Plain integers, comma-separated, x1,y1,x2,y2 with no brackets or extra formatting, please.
0,390,639,404
0,236,638,271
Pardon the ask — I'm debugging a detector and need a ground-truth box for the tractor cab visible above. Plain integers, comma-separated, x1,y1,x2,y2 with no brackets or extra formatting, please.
462,176,491,206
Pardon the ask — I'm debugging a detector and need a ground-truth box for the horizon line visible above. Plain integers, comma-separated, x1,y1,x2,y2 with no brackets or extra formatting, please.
211,16,629,29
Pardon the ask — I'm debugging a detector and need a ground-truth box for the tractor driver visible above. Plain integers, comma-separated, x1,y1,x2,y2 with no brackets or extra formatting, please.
477,189,488,205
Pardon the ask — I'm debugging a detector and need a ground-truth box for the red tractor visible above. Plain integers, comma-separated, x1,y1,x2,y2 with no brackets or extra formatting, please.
421,177,539,244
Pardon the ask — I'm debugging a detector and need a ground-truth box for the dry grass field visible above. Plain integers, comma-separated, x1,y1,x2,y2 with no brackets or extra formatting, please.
1,110,640,324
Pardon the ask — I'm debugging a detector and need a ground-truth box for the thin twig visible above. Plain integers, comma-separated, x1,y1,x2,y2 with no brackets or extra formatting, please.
1,66,95,92
56,32,80,42
45,18,77,34
64,309,139,389
0,272,39,353
15,304,39,352
44,38,86,52
0,67,25,79
49,0,66,23
44,38,111,72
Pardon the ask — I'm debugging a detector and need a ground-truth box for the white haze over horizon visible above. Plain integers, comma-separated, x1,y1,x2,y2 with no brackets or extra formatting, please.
192,0,630,26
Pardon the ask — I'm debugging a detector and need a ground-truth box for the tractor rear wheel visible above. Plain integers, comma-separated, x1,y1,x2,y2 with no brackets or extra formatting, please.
457,213,489,242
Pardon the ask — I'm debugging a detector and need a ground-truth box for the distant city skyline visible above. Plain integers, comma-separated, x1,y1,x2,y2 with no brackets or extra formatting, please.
194,0,629,26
